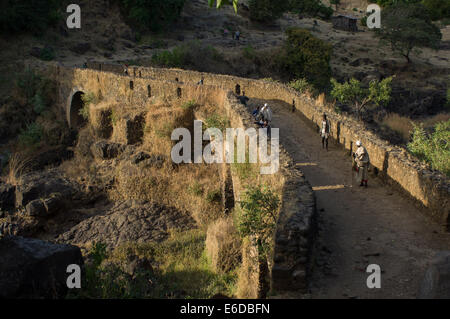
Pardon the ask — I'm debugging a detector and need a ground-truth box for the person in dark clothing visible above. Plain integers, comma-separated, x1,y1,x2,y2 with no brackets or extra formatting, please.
238,91,249,106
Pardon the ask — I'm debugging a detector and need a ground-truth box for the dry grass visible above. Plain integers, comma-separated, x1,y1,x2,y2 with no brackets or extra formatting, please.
315,93,325,107
5,152,31,186
236,238,260,299
382,113,414,142
420,113,450,129
205,217,241,273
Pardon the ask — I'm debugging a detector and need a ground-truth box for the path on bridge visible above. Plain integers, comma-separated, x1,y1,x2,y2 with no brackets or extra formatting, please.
250,99,450,299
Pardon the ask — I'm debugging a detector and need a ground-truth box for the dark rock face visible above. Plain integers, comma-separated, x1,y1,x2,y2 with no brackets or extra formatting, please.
130,152,165,168
58,201,196,248
25,199,46,217
0,182,15,211
0,236,83,299
15,172,74,208
28,146,74,172
418,251,450,299
91,141,126,159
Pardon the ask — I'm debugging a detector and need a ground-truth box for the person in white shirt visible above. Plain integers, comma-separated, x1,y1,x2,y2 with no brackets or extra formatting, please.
354,140,370,187
321,113,331,151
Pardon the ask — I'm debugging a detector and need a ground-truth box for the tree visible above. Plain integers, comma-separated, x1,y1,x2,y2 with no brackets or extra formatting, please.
280,28,332,90
248,0,289,22
330,77,393,118
375,3,442,63
422,0,450,21
118,0,186,32
330,0,340,12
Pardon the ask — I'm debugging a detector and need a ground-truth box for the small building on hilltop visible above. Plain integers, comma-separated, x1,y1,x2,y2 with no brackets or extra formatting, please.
331,15,358,32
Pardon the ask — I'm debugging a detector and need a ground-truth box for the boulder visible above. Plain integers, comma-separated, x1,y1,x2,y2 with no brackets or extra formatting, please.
15,172,74,208
0,236,83,298
25,199,46,217
91,141,126,159
130,151,151,165
418,251,450,299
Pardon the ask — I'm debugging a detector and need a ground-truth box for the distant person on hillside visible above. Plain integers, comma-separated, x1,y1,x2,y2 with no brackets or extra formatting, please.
353,140,370,187
197,77,204,85
235,30,240,41
321,113,331,151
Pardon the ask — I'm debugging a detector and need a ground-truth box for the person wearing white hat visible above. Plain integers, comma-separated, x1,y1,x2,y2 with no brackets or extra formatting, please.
354,140,370,187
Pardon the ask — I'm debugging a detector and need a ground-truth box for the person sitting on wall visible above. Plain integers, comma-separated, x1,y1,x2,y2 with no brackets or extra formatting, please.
252,105,261,119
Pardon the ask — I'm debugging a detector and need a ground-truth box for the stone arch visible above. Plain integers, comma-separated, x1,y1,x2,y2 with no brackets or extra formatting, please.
67,90,88,129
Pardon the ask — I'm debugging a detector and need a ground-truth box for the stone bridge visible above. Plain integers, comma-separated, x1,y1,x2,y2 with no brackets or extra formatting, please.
47,62,449,296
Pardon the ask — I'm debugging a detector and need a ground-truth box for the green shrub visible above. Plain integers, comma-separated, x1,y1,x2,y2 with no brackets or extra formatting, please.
70,230,237,299
0,0,62,35
206,189,222,203
408,120,450,176
288,78,313,94
237,185,280,259
117,0,186,32
151,46,187,68
249,0,289,22
289,0,333,19
181,100,197,110
79,92,98,121
32,94,46,115
188,182,204,196
280,28,332,90
18,122,43,147
151,41,224,70
205,113,229,131
39,46,56,61
361,16,368,27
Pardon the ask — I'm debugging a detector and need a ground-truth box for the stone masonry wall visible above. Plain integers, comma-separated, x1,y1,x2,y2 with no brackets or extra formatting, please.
91,63,448,229
49,63,317,295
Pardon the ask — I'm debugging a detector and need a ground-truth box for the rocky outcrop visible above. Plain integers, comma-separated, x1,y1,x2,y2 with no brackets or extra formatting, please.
90,141,126,159
58,200,196,248
0,236,83,299
15,170,75,208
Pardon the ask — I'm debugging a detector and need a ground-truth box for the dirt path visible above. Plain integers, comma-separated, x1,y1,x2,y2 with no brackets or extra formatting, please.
250,99,450,299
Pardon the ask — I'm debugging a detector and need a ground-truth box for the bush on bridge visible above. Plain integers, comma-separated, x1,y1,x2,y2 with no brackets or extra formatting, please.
237,185,280,260
408,120,450,177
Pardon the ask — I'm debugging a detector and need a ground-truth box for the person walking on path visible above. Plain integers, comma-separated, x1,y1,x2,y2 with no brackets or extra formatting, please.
321,113,331,151
235,30,240,41
353,140,370,187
